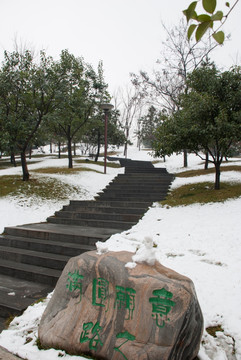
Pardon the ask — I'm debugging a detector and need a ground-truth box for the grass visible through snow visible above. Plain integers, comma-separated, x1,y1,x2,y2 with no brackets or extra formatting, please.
31,166,102,175
0,175,82,200
0,155,120,202
161,182,241,207
32,159,120,175
74,159,120,168
160,164,241,207
176,165,241,178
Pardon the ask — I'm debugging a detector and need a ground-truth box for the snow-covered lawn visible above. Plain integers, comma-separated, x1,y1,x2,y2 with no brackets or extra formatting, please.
0,147,240,360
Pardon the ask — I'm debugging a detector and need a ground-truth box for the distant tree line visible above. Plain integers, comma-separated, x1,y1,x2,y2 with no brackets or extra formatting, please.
0,49,125,180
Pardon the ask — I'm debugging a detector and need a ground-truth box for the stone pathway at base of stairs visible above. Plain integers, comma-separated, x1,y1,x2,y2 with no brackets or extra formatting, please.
0,318,6,333
0,346,23,360
0,273,53,332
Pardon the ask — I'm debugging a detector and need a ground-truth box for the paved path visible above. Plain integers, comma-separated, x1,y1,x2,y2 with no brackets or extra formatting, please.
0,346,23,360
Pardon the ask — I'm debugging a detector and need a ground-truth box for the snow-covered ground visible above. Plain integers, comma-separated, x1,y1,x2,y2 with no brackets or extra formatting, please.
0,147,241,360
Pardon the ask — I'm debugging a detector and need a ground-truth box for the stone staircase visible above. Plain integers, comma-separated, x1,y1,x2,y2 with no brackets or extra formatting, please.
97,173,172,202
0,160,174,330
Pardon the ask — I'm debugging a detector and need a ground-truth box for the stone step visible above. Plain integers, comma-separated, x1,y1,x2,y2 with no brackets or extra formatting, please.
117,172,173,177
0,274,53,318
0,245,69,270
107,183,171,189
0,235,94,257
97,193,168,201
47,216,135,230
97,192,167,200
105,182,170,191
96,197,166,203
70,200,152,208
119,159,155,168
54,210,141,223
0,292,36,318
62,204,146,215
111,178,173,184
114,174,173,179
100,187,170,195
106,182,171,188
3,223,113,246
125,169,168,174
0,259,61,286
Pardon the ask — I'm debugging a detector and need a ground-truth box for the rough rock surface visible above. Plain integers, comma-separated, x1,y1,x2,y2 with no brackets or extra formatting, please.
39,251,203,360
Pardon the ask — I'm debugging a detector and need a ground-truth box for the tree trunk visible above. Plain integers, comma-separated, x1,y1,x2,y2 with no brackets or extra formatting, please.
50,141,53,154
214,162,221,190
137,137,140,151
21,151,30,181
124,142,127,158
124,127,129,158
95,130,101,162
205,152,209,170
137,132,141,151
183,149,188,167
67,136,73,168
58,141,61,159
11,152,17,167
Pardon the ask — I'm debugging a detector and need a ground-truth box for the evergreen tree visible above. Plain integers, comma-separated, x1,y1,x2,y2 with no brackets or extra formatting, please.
0,50,59,180
51,51,110,168
153,63,241,189
138,106,161,148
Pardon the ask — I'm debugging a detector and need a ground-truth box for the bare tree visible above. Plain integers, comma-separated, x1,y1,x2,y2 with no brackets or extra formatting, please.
131,19,218,166
132,19,217,112
113,85,143,158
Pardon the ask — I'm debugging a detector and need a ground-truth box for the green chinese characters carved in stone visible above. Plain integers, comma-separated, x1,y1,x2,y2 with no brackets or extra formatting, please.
80,321,103,351
66,270,84,302
114,331,136,360
79,322,135,360
92,277,109,310
114,285,136,320
149,288,176,328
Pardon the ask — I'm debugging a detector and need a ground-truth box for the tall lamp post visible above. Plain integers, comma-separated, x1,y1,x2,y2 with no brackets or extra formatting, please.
100,103,114,174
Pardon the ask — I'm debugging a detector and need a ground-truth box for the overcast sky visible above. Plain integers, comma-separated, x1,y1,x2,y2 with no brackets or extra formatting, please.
0,0,240,94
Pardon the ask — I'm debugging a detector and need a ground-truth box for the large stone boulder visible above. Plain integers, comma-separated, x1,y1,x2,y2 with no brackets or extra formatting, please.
39,251,203,360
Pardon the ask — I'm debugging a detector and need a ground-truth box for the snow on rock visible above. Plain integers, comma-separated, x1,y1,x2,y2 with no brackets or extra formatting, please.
129,236,157,266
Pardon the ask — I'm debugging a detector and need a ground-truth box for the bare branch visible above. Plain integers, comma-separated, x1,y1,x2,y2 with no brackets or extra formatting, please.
131,19,217,114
